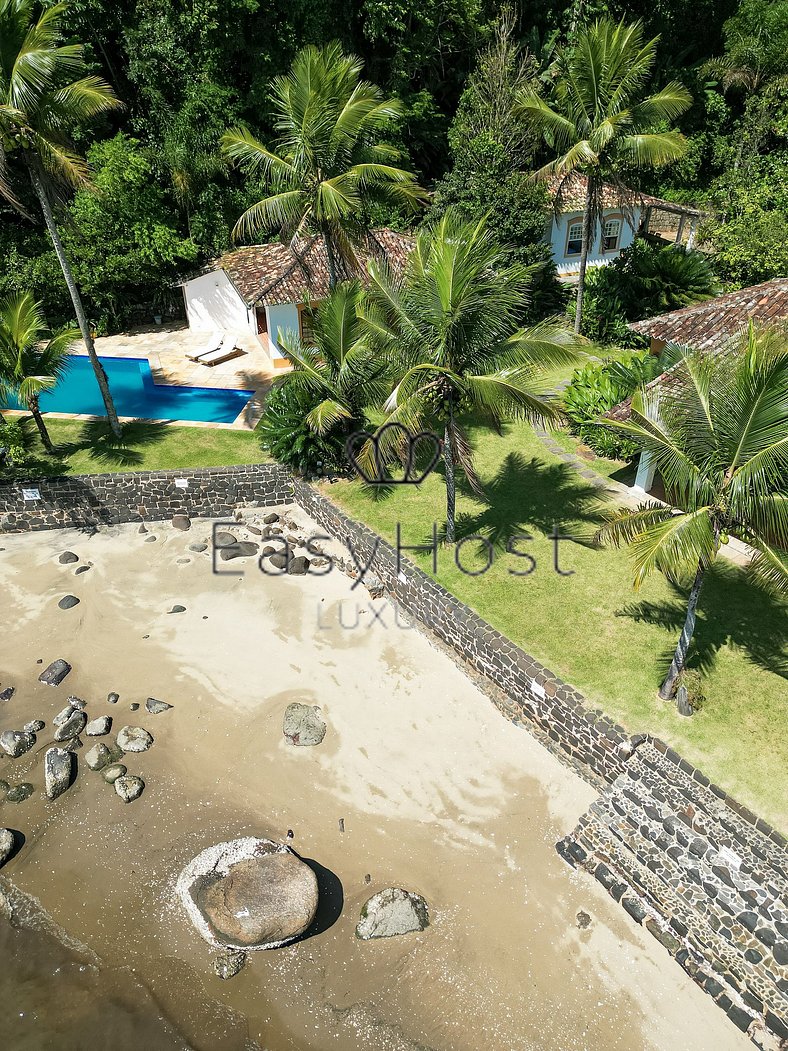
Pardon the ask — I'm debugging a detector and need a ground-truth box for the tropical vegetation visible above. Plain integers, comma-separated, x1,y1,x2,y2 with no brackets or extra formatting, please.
518,18,692,333
595,326,788,701
0,292,74,452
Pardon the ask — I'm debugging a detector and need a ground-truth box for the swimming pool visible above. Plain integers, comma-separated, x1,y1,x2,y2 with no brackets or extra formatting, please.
10,355,254,425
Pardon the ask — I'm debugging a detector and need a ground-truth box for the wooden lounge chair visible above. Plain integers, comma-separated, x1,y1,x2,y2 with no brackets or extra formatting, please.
187,331,223,363
197,342,245,367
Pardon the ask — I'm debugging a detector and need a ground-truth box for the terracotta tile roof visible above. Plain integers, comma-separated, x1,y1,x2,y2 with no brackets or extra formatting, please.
605,279,788,422
205,229,414,307
546,172,701,215
628,278,788,352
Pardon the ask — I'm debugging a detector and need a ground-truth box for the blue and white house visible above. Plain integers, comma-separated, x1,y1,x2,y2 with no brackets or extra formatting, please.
543,173,702,280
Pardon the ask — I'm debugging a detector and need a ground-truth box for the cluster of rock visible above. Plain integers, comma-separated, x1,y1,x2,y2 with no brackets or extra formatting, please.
213,511,329,576
178,836,430,980
0,659,173,815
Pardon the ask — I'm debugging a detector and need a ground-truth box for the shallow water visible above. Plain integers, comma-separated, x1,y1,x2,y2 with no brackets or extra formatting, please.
0,515,749,1051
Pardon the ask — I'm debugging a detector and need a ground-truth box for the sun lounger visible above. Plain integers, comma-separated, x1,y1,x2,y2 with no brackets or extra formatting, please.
187,331,223,363
197,343,245,367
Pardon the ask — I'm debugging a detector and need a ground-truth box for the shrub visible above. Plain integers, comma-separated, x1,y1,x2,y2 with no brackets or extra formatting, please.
258,381,354,477
578,237,718,342
562,351,662,459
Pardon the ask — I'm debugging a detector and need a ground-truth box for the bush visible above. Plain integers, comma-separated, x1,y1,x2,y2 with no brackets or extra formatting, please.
562,351,662,460
578,237,718,342
258,381,354,477
0,416,27,465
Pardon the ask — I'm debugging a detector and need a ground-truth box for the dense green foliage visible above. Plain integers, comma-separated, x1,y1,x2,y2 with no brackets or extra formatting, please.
578,238,719,343
2,0,788,331
562,351,662,458
258,381,350,476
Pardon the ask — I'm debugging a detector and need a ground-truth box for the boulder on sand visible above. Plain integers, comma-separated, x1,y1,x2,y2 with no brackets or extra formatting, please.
38,659,71,687
172,515,191,531
145,698,172,715
116,726,153,753
44,747,74,800
283,702,326,746
54,710,87,741
58,595,80,610
177,838,319,950
0,730,36,758
85,742,116,771
85,716,111,736
0,829,14,868
58,551,79,564
356,888,430,940
115,774,144,802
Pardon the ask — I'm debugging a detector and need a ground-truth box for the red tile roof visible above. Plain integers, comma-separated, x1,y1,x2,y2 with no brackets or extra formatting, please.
205,229,414,307
628,278,788,353
606,279,788,422
546,172,701,215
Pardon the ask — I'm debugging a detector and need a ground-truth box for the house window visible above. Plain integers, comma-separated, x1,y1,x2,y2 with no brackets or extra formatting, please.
565,220,583,257
602,217,622,252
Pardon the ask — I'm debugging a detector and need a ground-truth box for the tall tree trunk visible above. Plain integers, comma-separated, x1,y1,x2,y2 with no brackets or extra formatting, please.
659,564,706,700
26,159,122,437
573,175,595,336
27,397,53,453
444,419,456,544
323,229,339,290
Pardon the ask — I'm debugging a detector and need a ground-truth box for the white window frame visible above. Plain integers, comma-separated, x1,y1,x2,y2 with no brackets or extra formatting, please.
565,218,583,257
602,215,623,253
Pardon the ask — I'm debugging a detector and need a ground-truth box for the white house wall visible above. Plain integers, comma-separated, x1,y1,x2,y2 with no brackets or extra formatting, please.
266,303,300,360
548,207,641,277
183,270,254,333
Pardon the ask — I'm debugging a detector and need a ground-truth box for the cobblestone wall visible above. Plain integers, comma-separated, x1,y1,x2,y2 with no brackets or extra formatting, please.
0,464,292,532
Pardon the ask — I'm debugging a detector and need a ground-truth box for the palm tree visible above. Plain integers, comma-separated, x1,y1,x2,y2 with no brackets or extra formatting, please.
221,42,427,287
0,292,75,452
0,0,123,436
518,18,692,334
277,280,390,436
362,209,583,542
595,327,788,702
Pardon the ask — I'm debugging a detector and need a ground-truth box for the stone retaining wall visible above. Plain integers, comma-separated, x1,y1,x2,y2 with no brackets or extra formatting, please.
0,464,291,532
1,465,786,1044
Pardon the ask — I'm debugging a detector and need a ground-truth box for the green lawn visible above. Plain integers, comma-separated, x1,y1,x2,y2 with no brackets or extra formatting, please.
3,417,267,476
548,426,638,486
325,418,788,830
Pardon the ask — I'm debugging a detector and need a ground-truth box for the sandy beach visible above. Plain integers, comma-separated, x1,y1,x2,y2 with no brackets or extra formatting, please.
0,511,749,1051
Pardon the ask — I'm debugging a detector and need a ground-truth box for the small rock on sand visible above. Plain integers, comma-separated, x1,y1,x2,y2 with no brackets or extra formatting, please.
283,703,327,746
85,743,114,770
107,692,119,704
138,523,148,533
58,551,79,564
53,704,76,726
85,716,111,736
75,565,90,575
189,543,207,553
287,555,310,575
38,659,71,687
115,775,144,802
214,950,247,979
58,595,80,610
145,698,172,715
54,711,87,741
0,730,36,758
0,781,8,802
44,747,74,800
0,687,14,701
116,726,153,753
576,911,592,929
67,696,86,711
145,535,157,543
172,515,191,531
23,720,45,733
214,531,237,548
0,829,14,867
101,763,127,784
356,888,430,940
263,513,280,524
7,784,33,803
219,542,258,561
168,604,186,614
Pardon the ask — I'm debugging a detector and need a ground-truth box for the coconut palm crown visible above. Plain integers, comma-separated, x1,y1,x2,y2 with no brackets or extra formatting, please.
595,325,788,701
362,208,583,541
0,0,123,434
0,291,75,452
518,18,692,334
222,42,427,287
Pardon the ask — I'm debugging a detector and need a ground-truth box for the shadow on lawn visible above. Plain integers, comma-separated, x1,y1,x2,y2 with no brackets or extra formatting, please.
53,419,169,468
616,568,788,683
452,451,609,549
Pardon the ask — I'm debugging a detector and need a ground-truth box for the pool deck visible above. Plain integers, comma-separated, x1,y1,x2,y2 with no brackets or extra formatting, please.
66,322,278,430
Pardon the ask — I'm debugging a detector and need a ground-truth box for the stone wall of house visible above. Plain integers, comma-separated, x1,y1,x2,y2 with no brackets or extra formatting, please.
1,465,786,1044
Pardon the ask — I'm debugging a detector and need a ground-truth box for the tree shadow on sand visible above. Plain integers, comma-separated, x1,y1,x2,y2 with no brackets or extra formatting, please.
615,570,788,683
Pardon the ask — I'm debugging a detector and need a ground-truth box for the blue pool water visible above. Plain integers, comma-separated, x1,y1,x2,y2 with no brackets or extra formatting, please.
11,355,253,424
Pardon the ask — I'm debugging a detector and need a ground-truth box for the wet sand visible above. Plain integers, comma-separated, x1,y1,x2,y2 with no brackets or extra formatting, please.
0,513,749,1051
